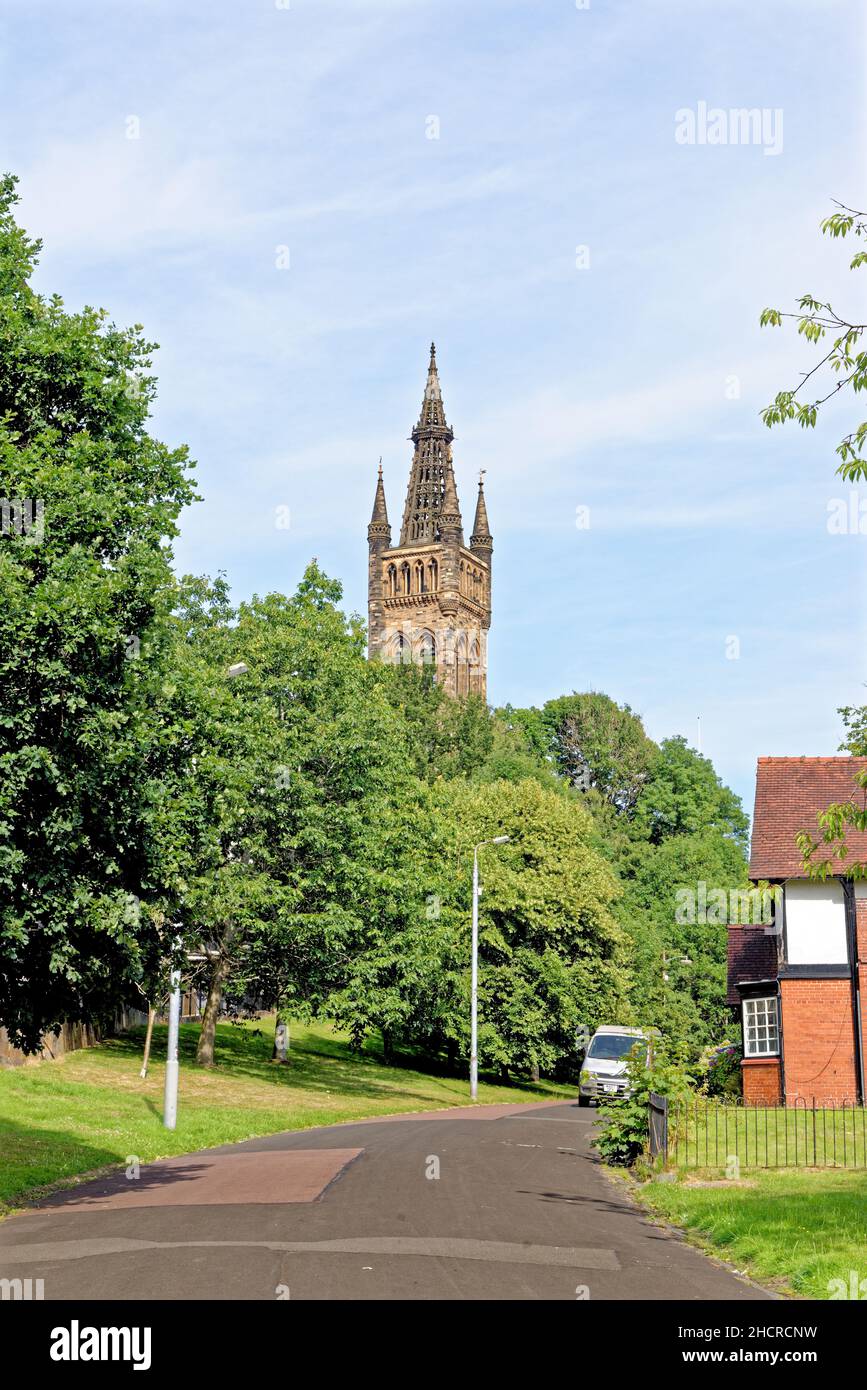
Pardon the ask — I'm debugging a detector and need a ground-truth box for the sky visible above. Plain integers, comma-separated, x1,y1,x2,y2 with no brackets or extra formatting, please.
2,0,866,815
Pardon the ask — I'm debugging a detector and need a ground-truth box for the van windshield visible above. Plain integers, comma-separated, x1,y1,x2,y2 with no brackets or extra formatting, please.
586,1034,644,1061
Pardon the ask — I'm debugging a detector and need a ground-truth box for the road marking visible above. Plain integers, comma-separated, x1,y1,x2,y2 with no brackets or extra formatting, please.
0,1235,620,1270
503,1116,588,1123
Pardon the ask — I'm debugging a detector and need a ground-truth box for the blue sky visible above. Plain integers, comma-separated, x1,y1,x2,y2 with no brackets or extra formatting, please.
2,0,865,813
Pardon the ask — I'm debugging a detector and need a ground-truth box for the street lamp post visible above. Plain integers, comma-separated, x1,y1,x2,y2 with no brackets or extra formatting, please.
162,949,182,1130
661,950,693,1015
470,835,510,1101
162,657,250,1131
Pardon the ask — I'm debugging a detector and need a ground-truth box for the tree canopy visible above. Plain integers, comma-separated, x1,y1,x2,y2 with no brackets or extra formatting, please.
0,173,196,1050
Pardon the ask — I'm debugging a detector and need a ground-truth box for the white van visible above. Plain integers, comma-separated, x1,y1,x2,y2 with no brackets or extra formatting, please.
578,1025,651,1105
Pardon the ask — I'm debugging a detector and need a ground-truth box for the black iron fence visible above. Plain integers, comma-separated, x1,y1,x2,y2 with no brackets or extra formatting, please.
648,1091,668,1160
651,1096,867,1170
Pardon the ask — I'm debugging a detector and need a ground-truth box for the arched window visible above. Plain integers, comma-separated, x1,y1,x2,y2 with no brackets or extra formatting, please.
387,564,397,597
428,559,438,591
401,562,411,595
415,561,425,594
469,638,481,694
419,631,436,666
455,632,468,697
392,631,409,665
459,561,465,594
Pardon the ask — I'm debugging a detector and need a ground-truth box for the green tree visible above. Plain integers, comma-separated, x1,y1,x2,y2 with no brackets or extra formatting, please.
329,777,632,1078
631,736,749,849
615,740,749,1055
542,692,655,810
152,563,420,1065
0,174,196,1051
377,662,495,781
442,779,631,1077
760,199,867,480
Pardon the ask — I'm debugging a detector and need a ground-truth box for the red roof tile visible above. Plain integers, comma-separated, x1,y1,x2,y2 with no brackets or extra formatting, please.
726,925,779,1003
749,757,867,879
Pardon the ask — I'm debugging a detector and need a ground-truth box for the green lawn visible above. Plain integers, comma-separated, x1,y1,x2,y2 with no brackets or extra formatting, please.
0,1016,572,1215
636,1168,867,1299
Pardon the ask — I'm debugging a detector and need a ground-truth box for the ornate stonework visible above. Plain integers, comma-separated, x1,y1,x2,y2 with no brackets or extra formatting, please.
367,344,492,698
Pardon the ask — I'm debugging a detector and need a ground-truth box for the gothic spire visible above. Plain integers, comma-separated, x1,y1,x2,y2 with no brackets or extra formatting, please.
367,459,391,543
414,342,451,434
400,343,461,545
470,470,492,551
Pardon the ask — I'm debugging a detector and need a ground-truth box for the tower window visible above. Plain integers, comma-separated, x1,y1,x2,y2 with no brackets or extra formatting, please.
456,633,468,696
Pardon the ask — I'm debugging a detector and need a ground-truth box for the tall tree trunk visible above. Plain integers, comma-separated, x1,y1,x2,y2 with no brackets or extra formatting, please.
139,1005,156,1080
530,1062,540,1084
272,1015,289,1063
196,941,233,1068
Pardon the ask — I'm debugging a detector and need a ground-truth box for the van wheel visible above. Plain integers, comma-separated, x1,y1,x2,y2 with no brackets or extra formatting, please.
577,1095,590,1107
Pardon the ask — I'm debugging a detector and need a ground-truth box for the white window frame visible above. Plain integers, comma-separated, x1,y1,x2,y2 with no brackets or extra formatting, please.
742,994,779,1058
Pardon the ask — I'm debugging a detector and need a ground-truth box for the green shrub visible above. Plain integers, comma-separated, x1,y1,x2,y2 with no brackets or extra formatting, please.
703,1043,742,1098
592,1045,693,1166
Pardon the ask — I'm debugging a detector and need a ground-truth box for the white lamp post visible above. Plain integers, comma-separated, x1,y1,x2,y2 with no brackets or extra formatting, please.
162,967,181,1130
471,835,510,1100
162,658,250,1130
162,937,182,1130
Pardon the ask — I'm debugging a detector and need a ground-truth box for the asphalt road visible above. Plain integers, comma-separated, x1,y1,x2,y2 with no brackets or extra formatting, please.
0,1099,772,1301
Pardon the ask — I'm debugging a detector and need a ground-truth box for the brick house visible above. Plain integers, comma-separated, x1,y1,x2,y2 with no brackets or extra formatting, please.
727,757,867,1106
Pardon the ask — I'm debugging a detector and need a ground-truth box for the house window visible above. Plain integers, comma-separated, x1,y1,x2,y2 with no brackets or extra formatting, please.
742,995,779,1057
783,879,849,965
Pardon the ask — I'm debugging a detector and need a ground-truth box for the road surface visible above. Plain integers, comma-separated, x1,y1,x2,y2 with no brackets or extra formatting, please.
0,1099,771,1300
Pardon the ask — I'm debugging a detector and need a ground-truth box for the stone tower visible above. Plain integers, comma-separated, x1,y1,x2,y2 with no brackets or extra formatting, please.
367,344,492,698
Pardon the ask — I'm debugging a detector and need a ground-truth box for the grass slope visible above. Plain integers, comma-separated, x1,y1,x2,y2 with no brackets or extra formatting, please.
0,1016,571,1215
636,1169,867,1300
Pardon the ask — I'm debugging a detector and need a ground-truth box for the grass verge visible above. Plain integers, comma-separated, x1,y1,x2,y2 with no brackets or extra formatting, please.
634,1168,867,1299
0,1016,572,1215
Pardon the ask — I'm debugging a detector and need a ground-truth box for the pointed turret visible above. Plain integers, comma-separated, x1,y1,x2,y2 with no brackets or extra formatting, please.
367,461,392,663
367,460,391,543
400,343,460,545
441,464,462,535
470,470,492,556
